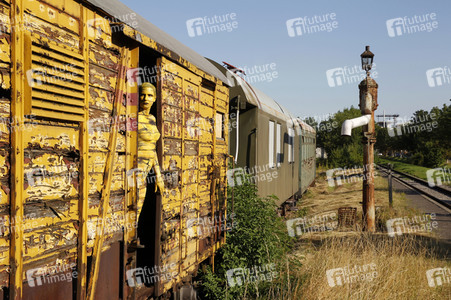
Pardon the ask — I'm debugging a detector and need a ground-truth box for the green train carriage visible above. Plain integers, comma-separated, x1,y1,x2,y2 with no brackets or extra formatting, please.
209,61,317,208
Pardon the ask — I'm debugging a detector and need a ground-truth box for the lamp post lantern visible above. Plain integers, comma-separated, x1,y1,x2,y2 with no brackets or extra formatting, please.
360,45,374,76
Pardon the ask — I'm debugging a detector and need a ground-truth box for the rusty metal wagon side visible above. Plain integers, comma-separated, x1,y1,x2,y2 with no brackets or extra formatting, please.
0,0,230,299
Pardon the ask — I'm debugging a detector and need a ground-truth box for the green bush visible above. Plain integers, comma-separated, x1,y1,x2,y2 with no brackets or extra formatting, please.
408,152,424,166
328,144,363,168
198,174,293,299
421,142,445,167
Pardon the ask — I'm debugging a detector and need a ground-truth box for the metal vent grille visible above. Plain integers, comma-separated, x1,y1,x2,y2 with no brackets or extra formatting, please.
26,34,86,122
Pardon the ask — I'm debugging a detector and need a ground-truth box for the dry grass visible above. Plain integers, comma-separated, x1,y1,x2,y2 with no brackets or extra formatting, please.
294,167,418,221
285,234,451,300
291,167,435,234
260,167,451,300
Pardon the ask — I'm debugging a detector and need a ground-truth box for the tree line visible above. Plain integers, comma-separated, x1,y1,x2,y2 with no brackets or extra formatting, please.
306,101,450,168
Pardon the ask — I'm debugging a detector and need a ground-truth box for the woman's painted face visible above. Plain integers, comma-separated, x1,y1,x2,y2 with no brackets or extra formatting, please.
139,87,156,111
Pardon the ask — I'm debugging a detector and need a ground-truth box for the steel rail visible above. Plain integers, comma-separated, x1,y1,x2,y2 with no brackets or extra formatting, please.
376,164,451,210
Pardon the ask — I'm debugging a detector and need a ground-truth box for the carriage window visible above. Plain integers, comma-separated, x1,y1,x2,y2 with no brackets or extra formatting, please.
269,121,275,167
215,113,224,139
276,123,281,167
288,128,294,163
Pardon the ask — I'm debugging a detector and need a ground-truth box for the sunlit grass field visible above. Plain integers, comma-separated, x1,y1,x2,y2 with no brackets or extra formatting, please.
377,156,450,186
255,168,451,300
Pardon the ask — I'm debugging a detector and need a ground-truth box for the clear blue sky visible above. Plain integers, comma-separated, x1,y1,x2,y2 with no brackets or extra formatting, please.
121,0,450,121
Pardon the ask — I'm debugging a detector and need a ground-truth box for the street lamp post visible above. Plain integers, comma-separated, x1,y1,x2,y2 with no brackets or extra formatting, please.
359,46,378,232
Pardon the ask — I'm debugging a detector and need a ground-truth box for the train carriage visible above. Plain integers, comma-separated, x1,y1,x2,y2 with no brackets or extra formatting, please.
209,61,316,208
297,119,316,196
0,0,229,299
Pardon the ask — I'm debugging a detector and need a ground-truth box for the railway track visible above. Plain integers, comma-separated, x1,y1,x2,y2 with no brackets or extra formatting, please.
376,164,451,210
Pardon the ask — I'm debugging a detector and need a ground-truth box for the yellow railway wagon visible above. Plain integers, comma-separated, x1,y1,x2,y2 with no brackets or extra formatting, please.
0,0,229,299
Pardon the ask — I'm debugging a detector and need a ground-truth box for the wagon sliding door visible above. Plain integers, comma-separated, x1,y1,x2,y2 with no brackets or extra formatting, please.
156,57,228,294
4,0,132,298
7,1,89,299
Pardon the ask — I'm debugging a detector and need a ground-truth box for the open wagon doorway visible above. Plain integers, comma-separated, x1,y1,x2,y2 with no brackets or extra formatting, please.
133,47,163,296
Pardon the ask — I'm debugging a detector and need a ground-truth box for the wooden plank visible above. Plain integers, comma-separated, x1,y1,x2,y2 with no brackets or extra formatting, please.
163,121,182,139
163,139,182,156
32,83,85,100
87,47,127,300
161,71,182,94
10,1,25,298
215,85,228,102
0,154,10,206
87,153,125,196
32,44,84,68
86,13,112,43
161,89,182,107
32,90,85,107
88,108,126,152
30,62,85,85
0,236,9,268
0,3,11,35
123,46,139,299
22,222,78,262
30,50,83,72
184,94,199,112
0,36,11,65
31,31,83,59
25,0,80,34
77,7,90,298
182,155,198,170
89,64,118,92
89,86,114,111
183,81,200,100
31,108,84,122
32,99,85,115
38,0,81,19
199,103,214,119
215,99,227,113
28,17,80,52
200,90,214,108
89,42,120,72
162,104,182,123
23,123,79,150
